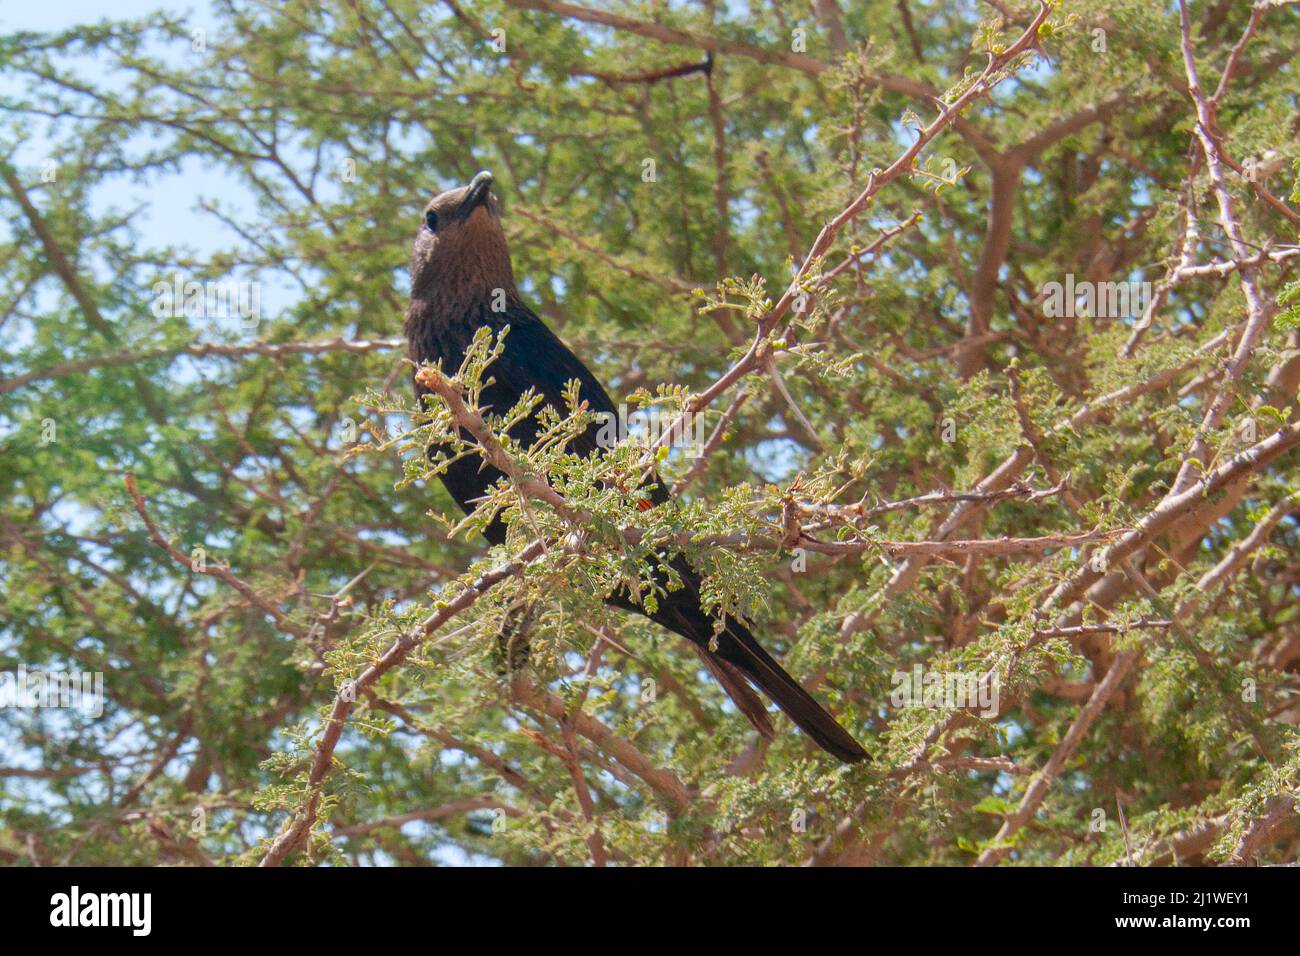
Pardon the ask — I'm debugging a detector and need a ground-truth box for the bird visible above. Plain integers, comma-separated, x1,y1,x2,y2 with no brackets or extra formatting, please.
404,170,867,763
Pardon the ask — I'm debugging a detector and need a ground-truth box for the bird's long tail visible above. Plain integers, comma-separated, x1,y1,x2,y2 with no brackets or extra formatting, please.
658,595,868,764
691,646,775,741
719,615,869,763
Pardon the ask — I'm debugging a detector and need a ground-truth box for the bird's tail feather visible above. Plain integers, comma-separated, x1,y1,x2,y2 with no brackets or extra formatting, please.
665,596,867,763
635,555,867,763
720,617,868,764
692,646,776,740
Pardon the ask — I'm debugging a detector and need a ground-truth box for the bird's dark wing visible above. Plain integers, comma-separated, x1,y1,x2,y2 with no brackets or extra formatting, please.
414,302,629,537
477,304,620,459
472,304,672,509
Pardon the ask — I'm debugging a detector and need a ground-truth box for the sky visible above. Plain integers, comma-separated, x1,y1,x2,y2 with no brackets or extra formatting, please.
1,0,186,31
1,1,324,338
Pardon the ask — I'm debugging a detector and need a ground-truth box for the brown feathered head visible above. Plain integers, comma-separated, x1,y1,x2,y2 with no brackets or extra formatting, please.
409,170,515,313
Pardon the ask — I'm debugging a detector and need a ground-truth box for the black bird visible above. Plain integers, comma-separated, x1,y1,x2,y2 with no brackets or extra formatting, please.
404,170,867,763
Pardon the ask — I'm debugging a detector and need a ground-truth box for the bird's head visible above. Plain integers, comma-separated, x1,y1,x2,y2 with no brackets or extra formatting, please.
409,170,515,311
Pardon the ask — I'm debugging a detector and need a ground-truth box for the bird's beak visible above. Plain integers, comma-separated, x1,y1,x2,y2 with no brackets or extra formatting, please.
457,170,494,222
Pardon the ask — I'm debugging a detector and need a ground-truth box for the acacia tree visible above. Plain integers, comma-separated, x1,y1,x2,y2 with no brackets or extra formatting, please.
1,0,1298,867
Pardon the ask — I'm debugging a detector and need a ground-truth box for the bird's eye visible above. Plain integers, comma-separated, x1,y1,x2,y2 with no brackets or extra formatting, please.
424,210,439,232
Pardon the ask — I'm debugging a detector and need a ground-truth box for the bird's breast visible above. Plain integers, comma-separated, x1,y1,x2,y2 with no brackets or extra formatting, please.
404,299,496,370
